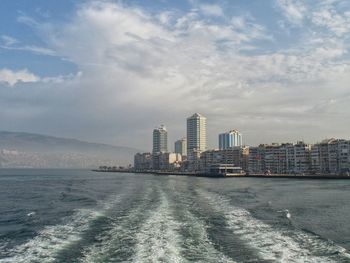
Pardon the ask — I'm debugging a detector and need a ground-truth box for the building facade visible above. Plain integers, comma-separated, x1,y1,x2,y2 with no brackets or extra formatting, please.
200,146,249,172
219,130,243,150
187,113,206,161
312,139,350,174
153,125,168,154
248,142,312,174
248,146,265,173
134,152,152,170
159,153,182,170
175,137,187,157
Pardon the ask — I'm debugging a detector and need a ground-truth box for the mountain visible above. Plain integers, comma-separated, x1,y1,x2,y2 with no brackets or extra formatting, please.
0,131,142,168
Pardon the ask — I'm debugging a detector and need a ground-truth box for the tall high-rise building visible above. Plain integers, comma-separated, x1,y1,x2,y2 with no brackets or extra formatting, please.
153,125,168,153
187,113,206,159
175,137,187,156
219,130,243,150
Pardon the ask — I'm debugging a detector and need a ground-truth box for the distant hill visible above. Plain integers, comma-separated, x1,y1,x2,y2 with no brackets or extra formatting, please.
0,131,142,168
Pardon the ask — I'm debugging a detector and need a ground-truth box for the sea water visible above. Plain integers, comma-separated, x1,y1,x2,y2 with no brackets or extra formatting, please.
0,169,350,262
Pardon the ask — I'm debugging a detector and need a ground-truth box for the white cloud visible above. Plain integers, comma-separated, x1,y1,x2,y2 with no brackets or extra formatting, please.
275,0,307,25
0,68,79,87
199,4,224,17
0,68,40,86
0,44,56,56
1,35,18,46
312,8,350,36
2,1,350,148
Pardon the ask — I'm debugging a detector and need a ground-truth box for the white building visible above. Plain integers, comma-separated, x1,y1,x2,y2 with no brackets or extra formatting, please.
219,130,243,149
186,113,206,160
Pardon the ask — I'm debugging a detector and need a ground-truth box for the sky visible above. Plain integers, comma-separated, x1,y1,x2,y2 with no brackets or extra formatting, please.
0,0,350,150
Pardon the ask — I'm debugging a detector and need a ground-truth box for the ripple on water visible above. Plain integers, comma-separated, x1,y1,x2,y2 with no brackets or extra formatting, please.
0,194,123,263
197,189,350,263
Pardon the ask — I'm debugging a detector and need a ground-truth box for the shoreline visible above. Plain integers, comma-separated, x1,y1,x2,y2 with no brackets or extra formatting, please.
92,169,350,179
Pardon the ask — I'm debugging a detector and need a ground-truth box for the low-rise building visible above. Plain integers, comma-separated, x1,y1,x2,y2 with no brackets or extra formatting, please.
248,146,265,173
159,153,182,170
200,146,249,172
134,152,152,171
248,142,312,174
313,139,350,174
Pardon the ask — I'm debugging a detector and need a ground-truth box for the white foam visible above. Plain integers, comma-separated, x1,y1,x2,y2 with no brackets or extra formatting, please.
80,187,154,262
0,195,122,263
179,205,236,262
198,190,350,263
132,189,184,263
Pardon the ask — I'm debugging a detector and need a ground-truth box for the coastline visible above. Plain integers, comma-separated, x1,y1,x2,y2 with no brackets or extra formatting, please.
92,169,350,179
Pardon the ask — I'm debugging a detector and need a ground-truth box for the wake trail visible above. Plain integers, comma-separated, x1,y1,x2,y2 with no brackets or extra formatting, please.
170,195,236,262
79,185,157,263
197,189,350,263
132,188,183,263
0,194,123,263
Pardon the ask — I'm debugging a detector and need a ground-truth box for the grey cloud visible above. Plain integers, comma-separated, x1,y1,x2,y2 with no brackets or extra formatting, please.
1,1,350,150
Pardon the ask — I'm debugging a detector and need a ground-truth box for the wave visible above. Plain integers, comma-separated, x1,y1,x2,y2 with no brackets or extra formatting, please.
132,188,183,263
0,194,123,263
79,185,156,263
197,190,350,263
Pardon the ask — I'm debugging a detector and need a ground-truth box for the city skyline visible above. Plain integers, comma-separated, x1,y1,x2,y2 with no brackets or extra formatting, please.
135,113,350,175
0,0,350,150
148,112,349,154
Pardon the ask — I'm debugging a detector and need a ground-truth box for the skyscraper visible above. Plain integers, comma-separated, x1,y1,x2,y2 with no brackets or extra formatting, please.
219,130,243,150
187,113,206,159
153,125,168,153
175,138,187,156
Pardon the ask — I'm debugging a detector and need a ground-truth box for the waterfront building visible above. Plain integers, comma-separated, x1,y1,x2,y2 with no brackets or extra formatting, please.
219,130,243,150
248,142,312,174
248,146,265,173
292,141,311,173
150,152,182,171
200,146,249,172
152,152,161,170
187,113,206,161
160,153,182,170
310,144,321,173
153,125,168,154
263,144,283,174
134,152,152,170
313,139,350,174
338,140,350,173
175,138,187,157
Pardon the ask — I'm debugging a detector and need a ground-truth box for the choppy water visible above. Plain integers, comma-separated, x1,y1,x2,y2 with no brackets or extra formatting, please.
0,170,350,262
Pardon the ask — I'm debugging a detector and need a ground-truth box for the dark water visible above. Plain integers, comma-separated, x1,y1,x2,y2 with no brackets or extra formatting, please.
0,170,350,262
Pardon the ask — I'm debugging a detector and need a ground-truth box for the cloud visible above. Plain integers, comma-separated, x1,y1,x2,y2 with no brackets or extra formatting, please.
1,1,350,148
0,44,56,56
312,8,350,36
1,35,18,46
0,68,40,86
1,32,56,56
199,4,224,17
0,68,80,87
275,0,307,25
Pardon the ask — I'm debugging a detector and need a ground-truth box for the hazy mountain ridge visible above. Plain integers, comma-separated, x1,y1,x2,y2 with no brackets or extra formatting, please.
0,131,141,168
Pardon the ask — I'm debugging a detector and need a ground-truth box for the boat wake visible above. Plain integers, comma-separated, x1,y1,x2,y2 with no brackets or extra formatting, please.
132,188,183,263
197,189,350,263
0,194,123,263
79,185,158,263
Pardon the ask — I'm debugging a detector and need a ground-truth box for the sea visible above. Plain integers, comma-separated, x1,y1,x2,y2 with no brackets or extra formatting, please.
0,169,350,263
